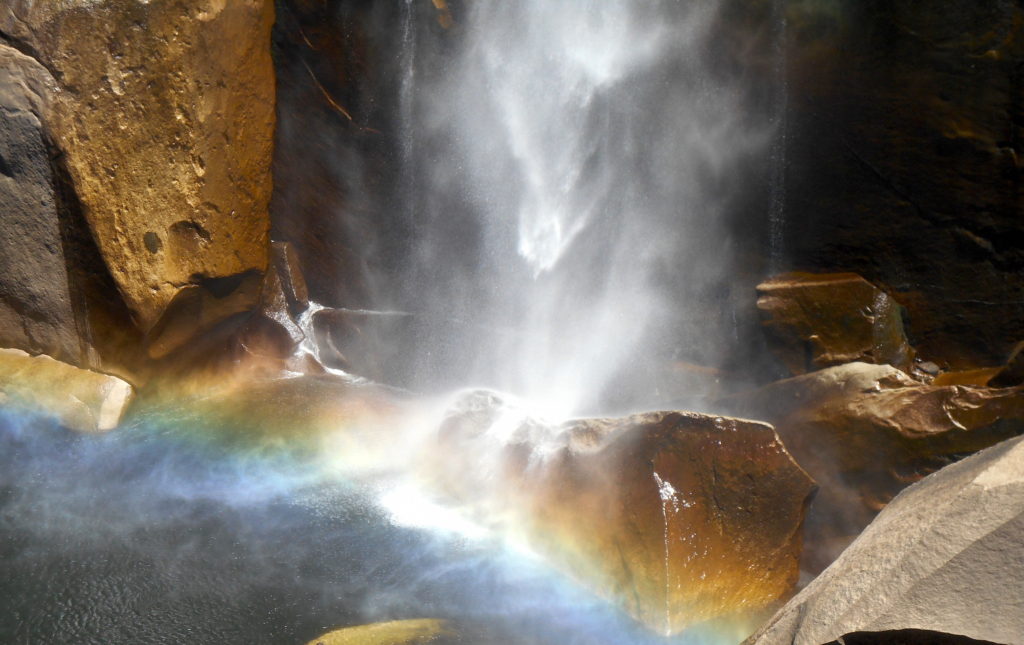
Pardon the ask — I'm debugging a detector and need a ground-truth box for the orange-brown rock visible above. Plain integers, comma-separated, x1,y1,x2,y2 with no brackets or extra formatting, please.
719,362,1024,572
0,0,276,331
428,392,817,636
757,273,913,375
0,348,134,433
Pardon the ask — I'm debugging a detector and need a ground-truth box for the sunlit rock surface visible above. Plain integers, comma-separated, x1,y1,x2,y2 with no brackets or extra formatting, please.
0,0,275,331
720,362,1024,572
306,619,455,645
430,391,817,636
748,435,1024,645
0,348,133,433
757,273,913,375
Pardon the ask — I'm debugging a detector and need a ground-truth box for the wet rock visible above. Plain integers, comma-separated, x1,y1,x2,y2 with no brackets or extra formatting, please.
1,0,276,330
145,272,264,360
719,362,1024,572
989,340,1024,388
932,367,1001,387
269,240,310,317
777,3,1024,369
747,435,1024,645
429,392,816,636
311,308,415,383
756,273,913,375
0,348,133,433
305,619,454,645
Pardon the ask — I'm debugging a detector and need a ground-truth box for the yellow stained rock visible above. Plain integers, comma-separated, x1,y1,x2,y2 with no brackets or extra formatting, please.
0,0,276,331
0,348,134,433
306,619,453,645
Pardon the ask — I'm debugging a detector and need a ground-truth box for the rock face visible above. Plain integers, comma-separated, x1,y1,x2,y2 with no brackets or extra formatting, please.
756,273,913,375
0,45,80,362
429,392,817,636
0,348,134,433
0,42,147,381
1,0,275,331
748,435,1024,645
778,3,1024,368
305,619,454,645
720,362,1024,572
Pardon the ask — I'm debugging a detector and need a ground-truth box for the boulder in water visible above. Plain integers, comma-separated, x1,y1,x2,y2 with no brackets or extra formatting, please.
756,273,914,375
747,435,1024,645
428,391,817,636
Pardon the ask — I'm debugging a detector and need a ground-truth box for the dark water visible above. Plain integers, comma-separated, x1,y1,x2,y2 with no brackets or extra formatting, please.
0,411,696,645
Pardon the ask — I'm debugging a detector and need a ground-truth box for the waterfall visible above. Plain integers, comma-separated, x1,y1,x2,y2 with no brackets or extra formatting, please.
767,0,789,274
390,0,777,418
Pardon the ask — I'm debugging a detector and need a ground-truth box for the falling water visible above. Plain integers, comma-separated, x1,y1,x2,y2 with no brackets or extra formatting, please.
767,0,789,273
393,0,777,417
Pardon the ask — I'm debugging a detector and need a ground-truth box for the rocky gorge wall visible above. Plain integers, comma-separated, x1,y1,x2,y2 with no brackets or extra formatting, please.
1,2,1024,643
777,1,1024,369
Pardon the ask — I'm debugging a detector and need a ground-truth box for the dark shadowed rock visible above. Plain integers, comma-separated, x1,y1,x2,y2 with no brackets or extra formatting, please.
720,362,1024,572
428,391,817,636
777,3,1024,368
823,630,1004,645
748,435,1024,645
0,45,81,363
990,340,1024,388
0,44,145,379
756,273,913,375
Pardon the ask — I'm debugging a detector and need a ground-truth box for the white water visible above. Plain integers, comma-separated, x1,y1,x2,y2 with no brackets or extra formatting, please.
393,0,777,418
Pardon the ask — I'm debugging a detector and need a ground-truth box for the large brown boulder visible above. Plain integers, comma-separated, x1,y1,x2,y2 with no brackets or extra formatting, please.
756,273,913,375
426,392,816,636
748,435,1024,645
0,42,147,382
720,362,1024,572
1,0,276,331
0,348,134,433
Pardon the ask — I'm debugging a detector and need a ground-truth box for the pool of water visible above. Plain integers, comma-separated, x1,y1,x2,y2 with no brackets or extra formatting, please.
0,410,722,645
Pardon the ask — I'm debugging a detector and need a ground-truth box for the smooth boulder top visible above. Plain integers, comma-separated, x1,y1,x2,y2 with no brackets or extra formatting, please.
0,348,134,432
748,434,1024,645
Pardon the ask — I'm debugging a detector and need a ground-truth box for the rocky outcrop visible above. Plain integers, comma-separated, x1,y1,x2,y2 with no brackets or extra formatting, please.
427,392,816,636
0,45,80,362
0,42,147,381
748,435,1024,645
1,0,275,332
305,619,454,645
778,3,1024,369
720,362,1024,572
0,348,133,432
756,273,913,375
